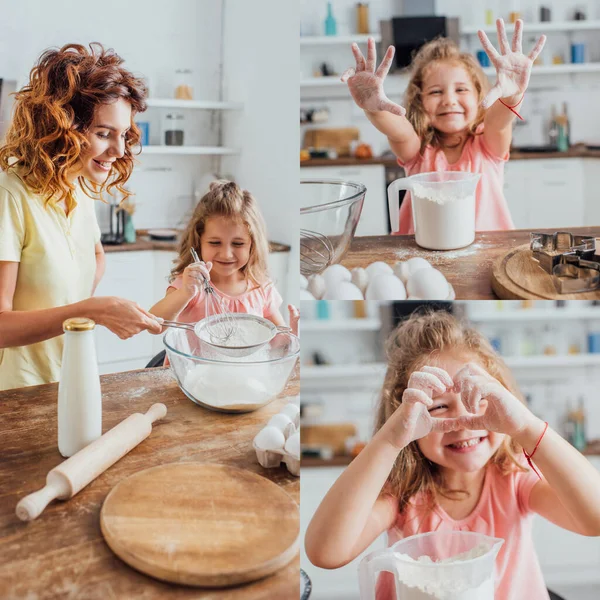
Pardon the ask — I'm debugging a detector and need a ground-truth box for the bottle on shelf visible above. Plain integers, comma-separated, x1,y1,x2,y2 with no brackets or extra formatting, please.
324,2,337,36
548,105,559,148
357,2,369,34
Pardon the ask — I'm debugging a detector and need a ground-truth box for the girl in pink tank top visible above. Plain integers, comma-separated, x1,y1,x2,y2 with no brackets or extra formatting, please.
150,180,298,340
340,19,547,233
305,310,600,600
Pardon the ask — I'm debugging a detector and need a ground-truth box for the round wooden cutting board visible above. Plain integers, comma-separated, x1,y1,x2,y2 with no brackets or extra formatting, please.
491,244,600,300
100,463,299,587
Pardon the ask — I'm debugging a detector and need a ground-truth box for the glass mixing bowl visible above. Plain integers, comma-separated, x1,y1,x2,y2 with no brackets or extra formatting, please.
300,180,366,277
164,327,299,413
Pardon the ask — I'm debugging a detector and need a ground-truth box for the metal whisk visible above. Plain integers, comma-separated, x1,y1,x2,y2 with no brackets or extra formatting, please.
300,229,334,277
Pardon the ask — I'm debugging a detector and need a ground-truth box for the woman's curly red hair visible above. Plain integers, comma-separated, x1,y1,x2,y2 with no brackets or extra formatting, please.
0,42,147,213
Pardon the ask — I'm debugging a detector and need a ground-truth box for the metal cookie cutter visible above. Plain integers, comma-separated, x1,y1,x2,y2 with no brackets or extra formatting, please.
530,231,600,293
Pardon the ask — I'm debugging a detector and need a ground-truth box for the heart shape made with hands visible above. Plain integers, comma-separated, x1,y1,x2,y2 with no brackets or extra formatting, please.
405,363,528,438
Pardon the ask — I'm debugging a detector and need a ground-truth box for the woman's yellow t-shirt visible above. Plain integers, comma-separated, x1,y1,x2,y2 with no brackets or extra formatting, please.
0,169,101,390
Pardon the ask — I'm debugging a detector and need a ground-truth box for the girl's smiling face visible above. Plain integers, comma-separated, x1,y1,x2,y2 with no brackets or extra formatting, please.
200,216,252,280
416,352,504,473
78,98,132,184
421,62,479,136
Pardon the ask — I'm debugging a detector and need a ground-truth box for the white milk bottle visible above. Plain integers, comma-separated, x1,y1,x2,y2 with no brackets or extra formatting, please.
58,318,102,457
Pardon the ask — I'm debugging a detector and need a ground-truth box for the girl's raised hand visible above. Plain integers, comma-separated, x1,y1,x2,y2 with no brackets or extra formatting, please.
181,261,212,298
478,19,546,108
386,366,460,449
288,304,299,336
453,363,535,436
340,38,406,116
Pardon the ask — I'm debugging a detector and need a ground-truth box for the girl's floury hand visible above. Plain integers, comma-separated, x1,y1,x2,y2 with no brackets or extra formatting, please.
340,37,406,116
181,261,212,298
385,366,461,449
478,19,546,108
453,362,536,436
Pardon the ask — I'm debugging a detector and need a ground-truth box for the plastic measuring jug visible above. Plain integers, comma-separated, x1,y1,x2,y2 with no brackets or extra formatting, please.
358,531,503,600
387,172,481,250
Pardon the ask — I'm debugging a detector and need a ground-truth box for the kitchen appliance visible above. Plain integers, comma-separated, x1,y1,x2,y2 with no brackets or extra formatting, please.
0,79,17,143
387,171,481,250
300,180,366,277
381,16,460,70
100,463,299,587
359,531,503,600
100,202,126,245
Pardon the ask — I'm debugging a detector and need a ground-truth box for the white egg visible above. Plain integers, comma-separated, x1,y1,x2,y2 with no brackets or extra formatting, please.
268,413,294,432
323,281,363,300
307,274,326,300
300,288,315,300
393,261,412,283
365,261,393,279
351,267,369,295
406,257,432,275
407,268,450,299
365,274,407,301
300,275,308,290
322,264,351,291
284,431,300,459
280,403,300,423
254,426,285,451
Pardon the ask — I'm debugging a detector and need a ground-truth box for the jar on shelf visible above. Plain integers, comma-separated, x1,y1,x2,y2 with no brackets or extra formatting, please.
164,113,184,146
174,69,193,100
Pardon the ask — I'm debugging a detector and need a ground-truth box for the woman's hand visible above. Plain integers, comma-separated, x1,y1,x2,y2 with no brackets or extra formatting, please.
341,37,406,116
181,261,212,298
453,362,536,436
478,19,546,108
85,296,163,339
383,366,461,449
288,304,299,336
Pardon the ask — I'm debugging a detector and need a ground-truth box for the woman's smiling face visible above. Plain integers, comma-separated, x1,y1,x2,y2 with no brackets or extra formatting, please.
77,98,132,184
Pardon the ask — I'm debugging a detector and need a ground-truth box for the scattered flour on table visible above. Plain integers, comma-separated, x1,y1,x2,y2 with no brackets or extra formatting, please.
394,242,483,263
391,543,494,600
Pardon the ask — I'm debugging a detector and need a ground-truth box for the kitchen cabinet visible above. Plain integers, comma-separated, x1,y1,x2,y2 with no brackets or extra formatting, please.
301,164,388,236
301,467,385,600
505,158,585,229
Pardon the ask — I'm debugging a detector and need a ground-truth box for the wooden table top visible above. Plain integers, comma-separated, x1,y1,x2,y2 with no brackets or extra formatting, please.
0,368,299,599
341,227,600,300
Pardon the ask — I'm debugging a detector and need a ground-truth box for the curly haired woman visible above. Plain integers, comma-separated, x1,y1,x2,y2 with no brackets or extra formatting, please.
0,43,163,391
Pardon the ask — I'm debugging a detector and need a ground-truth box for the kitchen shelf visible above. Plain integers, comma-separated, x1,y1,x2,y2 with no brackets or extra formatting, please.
469,308,600,322
483,63,600,76
141,146,240,155
301,76,346,87
302,319,382,332
145,99,243,110
300,33,381,45
504,354,600,368
462,20,600,36
302,363,386,379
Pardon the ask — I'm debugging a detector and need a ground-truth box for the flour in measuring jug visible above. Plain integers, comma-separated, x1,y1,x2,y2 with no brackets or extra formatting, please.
411,183,476,251
392,543,494,600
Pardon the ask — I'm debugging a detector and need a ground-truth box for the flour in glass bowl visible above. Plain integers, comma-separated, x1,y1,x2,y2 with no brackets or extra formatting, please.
411,182,476,251
392,543,494,600
199,319,272,348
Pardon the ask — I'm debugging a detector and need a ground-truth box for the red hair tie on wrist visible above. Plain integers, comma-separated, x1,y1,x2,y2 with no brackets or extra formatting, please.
523,421,548,480
499,95,525,120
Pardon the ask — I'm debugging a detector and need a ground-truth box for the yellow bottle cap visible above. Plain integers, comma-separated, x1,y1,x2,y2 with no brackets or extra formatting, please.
63,317,96,332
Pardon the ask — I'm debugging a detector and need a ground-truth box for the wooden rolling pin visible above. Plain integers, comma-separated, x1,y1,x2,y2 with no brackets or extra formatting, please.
16,403,167,521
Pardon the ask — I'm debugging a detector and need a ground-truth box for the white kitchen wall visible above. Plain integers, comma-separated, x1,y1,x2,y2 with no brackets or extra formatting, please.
221,0,300,305
301,0,600,150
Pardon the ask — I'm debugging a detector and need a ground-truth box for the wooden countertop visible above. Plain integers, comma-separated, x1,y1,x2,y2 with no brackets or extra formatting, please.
0,369,299,599
341,227,600,300
300,145,600,168
103,232,291,254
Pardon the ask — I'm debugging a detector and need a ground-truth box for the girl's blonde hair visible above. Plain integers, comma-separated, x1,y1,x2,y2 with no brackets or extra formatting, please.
375,309,526,513
170,180,270,286
404,38,489,153
0,43,147,214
